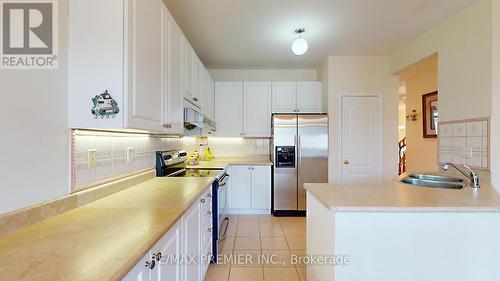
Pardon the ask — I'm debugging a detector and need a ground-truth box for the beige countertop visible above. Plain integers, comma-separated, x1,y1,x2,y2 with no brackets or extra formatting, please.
186,157,273,170
0,177,215,281
305,178,500,212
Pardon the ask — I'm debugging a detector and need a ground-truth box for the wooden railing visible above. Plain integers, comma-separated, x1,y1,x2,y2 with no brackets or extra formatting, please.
398,137,407,175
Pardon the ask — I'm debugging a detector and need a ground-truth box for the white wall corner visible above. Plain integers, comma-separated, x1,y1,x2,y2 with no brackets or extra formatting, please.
491,0,500,193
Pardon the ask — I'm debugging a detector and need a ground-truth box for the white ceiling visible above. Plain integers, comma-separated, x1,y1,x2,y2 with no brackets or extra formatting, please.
163,0,477,69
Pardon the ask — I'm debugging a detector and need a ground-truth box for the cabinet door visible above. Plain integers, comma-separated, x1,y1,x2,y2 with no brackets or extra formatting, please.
202,69,215,121
251,166,272,210
68,0,125,129
183,201,200,281
243,82,272,137
126,0,164,132
151,219,183,281
203,69,215,122
297,81,322,113
208,76,215,121
121,253,151,281
164,9,184,134
272,82,297,113
228,166,252,209
214,82,244,137
197,57,205,109
182,39,193,101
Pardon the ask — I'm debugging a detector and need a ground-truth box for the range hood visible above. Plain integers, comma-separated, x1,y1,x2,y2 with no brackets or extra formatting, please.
184,107,216,136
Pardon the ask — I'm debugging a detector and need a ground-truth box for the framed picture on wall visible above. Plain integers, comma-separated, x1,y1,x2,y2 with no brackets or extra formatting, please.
422,91,438,138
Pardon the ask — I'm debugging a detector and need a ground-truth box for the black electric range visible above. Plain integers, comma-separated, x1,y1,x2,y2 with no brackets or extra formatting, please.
155,150,230,263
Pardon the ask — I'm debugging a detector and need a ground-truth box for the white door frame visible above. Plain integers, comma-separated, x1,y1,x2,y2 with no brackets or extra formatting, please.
337,91,384,183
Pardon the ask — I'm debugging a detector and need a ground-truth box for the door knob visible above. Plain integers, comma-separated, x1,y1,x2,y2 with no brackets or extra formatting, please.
344,160,350,165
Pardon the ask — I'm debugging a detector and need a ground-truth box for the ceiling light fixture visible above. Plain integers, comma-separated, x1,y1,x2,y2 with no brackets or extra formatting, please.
291,28,308,56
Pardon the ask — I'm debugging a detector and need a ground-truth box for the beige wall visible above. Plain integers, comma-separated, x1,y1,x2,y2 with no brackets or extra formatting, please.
398,102,406,140
208,69,317,81
317,59,330,115
326,56,400,182
391,0,492,122
491,0,500,192
397,55,438,173
0,1,70,214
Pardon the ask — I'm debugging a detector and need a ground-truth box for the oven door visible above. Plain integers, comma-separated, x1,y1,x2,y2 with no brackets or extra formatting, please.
217,173,229,224
217,173,229,238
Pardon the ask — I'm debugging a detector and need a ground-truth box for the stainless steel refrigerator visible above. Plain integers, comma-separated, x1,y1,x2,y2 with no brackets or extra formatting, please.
272,114,328,215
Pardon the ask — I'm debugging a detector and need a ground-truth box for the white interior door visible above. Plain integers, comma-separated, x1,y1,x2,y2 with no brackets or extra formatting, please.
341,96,382,183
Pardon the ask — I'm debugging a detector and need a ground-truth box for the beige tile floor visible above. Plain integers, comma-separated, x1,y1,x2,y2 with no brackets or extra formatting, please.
205,215,306,281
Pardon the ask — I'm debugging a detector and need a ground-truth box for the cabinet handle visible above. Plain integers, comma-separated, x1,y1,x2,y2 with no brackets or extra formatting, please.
207,193,212,198
193,97,199,102
201,198,206,203
145,260,156,270
154,252,162,262
208,227,212,232
163,123,172,129
208,210,212,215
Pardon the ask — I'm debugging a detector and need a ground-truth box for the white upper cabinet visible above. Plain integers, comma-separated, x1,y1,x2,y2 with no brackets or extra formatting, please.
183,43,202,109
195,56,205,109
243,82,272,137
272,82,297,113
202,69,215,121
296,81,322,113
126,0,164,132
182,39,193,102
163,8,184,134
69,0,214,134
215,82,244,137
272,81,323,113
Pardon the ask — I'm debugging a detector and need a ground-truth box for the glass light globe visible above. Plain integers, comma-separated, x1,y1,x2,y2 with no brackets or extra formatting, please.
291,38,308,56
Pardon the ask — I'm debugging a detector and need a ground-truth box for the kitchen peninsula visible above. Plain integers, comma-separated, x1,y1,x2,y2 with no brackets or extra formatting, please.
305,180,500,281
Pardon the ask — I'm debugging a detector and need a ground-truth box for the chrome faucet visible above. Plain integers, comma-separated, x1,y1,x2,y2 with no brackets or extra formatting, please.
442,163,480,188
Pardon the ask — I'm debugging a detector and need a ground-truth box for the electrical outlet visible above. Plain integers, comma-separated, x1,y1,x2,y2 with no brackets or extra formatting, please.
127,147,134,163
88,149,97,168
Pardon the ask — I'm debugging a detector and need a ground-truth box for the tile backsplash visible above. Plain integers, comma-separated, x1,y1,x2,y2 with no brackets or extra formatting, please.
73,131,271,192
72,130,182,191
438,118,489,170
181,137,271,157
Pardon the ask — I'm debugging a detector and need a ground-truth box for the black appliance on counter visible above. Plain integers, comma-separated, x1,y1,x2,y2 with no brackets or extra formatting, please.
155,150,230,263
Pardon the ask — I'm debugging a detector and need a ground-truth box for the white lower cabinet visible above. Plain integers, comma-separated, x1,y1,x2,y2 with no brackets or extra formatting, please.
251,166,272,210
183,198,201,281
121,186,212,281
227,165,272,213
122,254,151,281
151,220,183,281
228,166,252,209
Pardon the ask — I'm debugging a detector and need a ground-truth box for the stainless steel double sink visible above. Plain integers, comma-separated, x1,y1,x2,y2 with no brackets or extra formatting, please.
400,173,466,189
